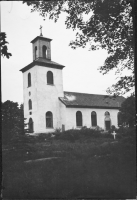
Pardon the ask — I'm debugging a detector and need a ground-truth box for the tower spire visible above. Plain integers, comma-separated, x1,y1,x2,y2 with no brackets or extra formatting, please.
39,25,43,36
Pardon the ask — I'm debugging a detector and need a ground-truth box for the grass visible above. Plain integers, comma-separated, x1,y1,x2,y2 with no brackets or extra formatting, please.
2,128,136,199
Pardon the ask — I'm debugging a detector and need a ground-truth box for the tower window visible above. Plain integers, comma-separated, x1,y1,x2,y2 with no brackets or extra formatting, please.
28,73,31,87
47,71,53,85
42,45,47,58
46,111,53,128
91,111,97,126
28,99,32,110
28,118,33,133
76,111,82,127
35,46,37,60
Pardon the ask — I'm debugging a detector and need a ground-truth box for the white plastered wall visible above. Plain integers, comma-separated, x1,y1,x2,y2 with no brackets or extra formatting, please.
23,66,38,129
23,65,64,134
65,107,119,130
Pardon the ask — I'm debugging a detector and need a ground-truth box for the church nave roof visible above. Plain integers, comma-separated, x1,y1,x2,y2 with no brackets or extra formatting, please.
59,91,125,109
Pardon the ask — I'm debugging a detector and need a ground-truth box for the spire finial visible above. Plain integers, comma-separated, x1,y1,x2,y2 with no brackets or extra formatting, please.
39,25,43,36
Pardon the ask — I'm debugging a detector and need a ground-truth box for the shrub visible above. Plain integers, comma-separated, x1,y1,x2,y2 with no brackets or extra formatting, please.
81,126,87,129
36,133,52,141
111,125,116,131
107,125,119,134
115,126,136,142
94,125,103,131
117,126,135,135
53,127,113,142
54,128,62,133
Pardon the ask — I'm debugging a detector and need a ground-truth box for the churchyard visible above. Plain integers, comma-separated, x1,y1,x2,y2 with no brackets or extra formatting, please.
2,127,136,199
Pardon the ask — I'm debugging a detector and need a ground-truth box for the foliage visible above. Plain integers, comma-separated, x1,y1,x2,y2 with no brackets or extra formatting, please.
2,100,28,143
23,0,134,95
118,94,135,127
108,125,118,134
94,125,104,131
0,32,12,59
3,126,136,198
54,128,112,142
116,126,136,143
117,125,135,134
35,132,53,141
111,125,116,131
54,127,62,133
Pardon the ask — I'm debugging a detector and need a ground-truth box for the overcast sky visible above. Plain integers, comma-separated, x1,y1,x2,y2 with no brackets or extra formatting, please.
1,1,130,105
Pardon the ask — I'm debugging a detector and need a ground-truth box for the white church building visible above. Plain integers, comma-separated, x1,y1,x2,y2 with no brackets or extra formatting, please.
20,34,125,134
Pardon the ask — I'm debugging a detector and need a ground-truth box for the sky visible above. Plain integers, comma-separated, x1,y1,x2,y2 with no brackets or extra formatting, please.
1,1,130,105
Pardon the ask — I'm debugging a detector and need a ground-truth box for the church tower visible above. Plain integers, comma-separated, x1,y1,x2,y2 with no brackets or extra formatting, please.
31,35,52,61
20,33,65,134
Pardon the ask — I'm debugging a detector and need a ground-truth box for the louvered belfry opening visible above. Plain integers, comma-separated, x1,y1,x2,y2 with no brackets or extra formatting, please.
42,45,47,58
35,46,37,60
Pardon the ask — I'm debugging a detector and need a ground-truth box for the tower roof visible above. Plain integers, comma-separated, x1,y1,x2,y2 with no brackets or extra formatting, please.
20,57,65,73
30,36,52,43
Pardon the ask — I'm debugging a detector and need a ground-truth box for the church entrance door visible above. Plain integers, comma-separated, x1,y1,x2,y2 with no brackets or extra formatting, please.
105,121,111,130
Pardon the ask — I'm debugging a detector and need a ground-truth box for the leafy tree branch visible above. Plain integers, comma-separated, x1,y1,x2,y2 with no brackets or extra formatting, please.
0,32,12,59
23,0,134,95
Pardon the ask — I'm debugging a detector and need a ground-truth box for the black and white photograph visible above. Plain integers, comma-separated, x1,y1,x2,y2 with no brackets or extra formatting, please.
1,0,136,199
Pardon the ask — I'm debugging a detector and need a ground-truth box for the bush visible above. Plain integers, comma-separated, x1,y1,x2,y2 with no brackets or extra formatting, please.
54,128,112,142
116,126,136,142
36,133,53,141
117,126,135,135
54,128,62,133
94,125,104,131
2,127,25,145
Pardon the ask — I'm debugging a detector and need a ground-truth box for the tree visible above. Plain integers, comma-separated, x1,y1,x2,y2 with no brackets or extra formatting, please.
2,101,28,143
0,32,12,59
18,104,29,134
119,94,135,127
23,0,134,96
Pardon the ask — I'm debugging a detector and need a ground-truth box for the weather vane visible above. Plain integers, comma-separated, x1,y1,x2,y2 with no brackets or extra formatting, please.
39,25,43,36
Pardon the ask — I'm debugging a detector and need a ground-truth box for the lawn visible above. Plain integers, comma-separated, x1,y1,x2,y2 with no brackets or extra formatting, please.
2,128,136,199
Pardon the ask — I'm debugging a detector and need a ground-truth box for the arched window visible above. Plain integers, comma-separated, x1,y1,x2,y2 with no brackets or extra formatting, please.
28,99,32,110
47,71,53,85
35,46,37,60
42,45,47,58
105,111,110,116
91,111,97,126
29,118,33,133
117,111,122,127
28,73,31,87
46,111,53,128
76,111,82,127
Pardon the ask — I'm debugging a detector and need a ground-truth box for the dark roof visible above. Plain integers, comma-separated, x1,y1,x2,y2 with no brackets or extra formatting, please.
59,91,125,109
30,36,52,43
20,57,65,73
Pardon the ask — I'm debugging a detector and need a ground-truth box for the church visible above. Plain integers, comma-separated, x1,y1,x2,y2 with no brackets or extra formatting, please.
20,33,125,134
